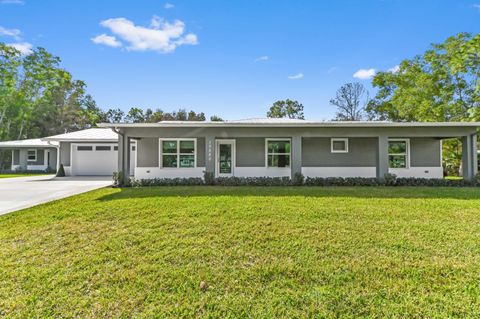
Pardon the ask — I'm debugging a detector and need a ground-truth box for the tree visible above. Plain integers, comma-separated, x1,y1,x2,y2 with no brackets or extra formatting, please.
125,107,145,123
105,108,125,123
210,115,223,121
267,99,305,119
330,83,368,121
365,32,480,174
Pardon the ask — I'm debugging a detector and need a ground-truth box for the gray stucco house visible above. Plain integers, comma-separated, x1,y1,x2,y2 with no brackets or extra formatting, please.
98,119,479,182
0,138,58,172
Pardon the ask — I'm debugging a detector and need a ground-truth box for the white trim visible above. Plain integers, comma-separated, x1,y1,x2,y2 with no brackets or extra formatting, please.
26,164,48,171
135,167,205,179
331,138,349,153
234,167,291,178
389,167,443,178
44,149,48,166
159,138,197,169
215,139,236,177
27,149,37,162
302,167,376,178
265,138,291,168
388,138,410,169
11,150,14,168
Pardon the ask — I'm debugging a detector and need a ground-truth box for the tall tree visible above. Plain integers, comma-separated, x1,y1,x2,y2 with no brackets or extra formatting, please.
125,107,145,123
330,82,368,121
267,99,305,119
105,108,125,123
365,32,480,174
210,115,223,121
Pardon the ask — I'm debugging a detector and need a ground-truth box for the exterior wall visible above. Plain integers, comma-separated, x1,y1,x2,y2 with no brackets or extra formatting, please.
9,147,57,171
13,149,20,165
118,126,477,180
235,137,265,167
389,138,442,178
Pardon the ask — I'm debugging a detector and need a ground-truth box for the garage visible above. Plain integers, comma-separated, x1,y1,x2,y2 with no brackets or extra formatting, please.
71,143,135,176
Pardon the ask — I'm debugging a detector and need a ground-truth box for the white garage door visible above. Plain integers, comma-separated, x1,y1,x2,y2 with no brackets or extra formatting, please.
71,144,118,176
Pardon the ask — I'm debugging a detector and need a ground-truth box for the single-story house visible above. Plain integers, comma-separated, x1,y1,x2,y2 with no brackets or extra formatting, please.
97,119,479,183
1,119,478,181
0,128,135,176
0,138,58,172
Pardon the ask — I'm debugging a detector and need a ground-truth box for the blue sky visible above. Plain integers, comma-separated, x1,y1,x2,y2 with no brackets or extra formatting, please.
1,0,479,120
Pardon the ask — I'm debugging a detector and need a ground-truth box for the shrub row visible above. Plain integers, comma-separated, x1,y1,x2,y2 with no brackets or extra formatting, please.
115,171,480,187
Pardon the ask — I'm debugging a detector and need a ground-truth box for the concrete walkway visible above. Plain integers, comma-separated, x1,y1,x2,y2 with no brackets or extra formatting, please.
0,175,112,216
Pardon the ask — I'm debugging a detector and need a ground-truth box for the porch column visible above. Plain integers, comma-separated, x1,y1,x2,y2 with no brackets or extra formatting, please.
117,132,130,184
462,134,477,180
473,134,478,177
376,135,389,181
291,135,302,178
205,135,215,176
18,149,28,170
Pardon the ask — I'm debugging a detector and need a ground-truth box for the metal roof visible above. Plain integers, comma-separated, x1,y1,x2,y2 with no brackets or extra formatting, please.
98,118,480,128
42,128,118,142
0,138,58,148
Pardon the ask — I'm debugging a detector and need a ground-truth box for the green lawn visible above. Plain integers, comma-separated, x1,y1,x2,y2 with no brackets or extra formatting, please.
0,173,50,179
1,187,480,318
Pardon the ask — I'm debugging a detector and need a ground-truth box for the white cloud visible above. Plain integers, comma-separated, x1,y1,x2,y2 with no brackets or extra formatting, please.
0,0,24,4
288,73,304,80
387,65,400,73
91,34,122,47
164,2,174,9
7,42,32,54
0,26,21,39
473,4,480,10
353,68,376,80
255,55,269,62
96,16,198,53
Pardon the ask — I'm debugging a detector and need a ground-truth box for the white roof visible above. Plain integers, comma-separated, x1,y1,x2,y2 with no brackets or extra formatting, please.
42,128,118,142
98,118,480,128
0,138,58,148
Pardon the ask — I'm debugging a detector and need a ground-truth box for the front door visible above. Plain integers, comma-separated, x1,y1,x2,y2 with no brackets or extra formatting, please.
216,140,235,177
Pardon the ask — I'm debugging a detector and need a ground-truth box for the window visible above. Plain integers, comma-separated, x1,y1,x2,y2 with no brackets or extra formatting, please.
160,139,196,168
388,139,409,168
77,146,93,151
96,146,111,151
27,149,37,161
331,138,348,153
114,146,118,151
266,139,291,168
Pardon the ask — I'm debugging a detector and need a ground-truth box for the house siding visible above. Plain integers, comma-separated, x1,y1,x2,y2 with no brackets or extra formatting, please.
13,149,20,165
137,137,206,168
27,148,44,166
235,137,265,167
410,138,441,167
302,137,377,167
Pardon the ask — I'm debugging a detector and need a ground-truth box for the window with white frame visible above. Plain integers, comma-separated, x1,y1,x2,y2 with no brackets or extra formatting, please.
388,139,409,168
331,138,349,153
161,139,196,168
27,149,37,161
266,139,291,168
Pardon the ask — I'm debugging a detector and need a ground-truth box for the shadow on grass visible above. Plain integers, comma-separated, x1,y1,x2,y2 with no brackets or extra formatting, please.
97,186,480,201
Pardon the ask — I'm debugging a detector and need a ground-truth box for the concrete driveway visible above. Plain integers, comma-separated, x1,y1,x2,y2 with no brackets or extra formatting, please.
0,175,112,216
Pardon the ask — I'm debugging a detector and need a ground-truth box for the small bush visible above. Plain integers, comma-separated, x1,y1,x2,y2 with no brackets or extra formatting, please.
204,171,215,186
383,173,397,186
292,172,304,186
120,173,479,188
112,171,123,187
56,164,66,177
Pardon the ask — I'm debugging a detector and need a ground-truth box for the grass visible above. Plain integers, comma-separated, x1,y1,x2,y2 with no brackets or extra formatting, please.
1,186,480,318
0,173,50,179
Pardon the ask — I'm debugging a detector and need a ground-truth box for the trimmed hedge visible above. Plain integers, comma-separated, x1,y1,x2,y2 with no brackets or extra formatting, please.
116,171,480,187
